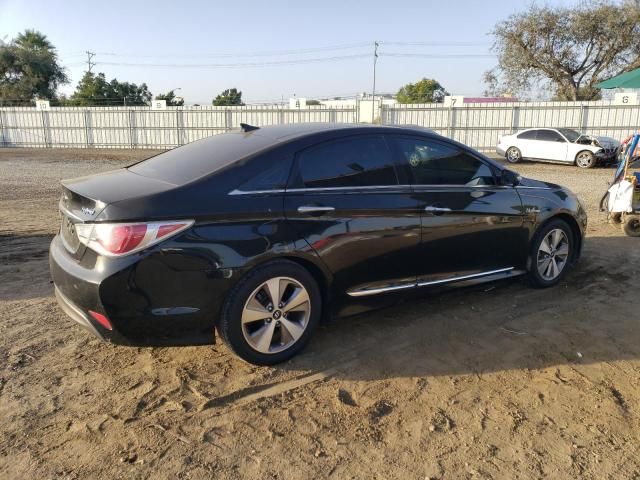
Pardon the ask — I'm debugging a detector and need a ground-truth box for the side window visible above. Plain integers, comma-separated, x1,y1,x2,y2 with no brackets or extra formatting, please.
537,130,564,142
297,136,397,188
393,137,495,186
236,150,291,191
517,130,538,140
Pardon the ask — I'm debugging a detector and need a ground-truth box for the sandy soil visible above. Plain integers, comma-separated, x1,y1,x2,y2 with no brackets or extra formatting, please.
1,148,639,479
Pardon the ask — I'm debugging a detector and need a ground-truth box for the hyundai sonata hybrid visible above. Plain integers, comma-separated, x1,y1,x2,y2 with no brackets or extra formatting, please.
50,123,587,364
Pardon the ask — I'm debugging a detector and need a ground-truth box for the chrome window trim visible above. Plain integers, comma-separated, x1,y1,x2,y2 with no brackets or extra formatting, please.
228,183,551,195
347,267,515,297
229,188,287,195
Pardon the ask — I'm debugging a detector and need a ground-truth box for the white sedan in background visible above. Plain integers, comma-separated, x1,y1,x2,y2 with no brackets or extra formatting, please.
496,128,619,168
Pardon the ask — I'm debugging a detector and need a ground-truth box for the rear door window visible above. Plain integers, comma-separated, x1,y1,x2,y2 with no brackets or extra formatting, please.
517,130,538,140
296,136,398,188
391,137,496,186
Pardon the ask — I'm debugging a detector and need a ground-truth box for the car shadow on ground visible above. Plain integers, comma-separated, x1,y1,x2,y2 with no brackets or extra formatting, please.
277,235,637,382
2,232,638,387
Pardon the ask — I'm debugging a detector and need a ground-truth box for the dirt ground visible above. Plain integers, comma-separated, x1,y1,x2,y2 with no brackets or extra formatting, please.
1,148,639,480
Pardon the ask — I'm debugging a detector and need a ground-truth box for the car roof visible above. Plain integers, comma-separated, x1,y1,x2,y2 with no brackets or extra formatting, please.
242,122,436,141
128,123,498,185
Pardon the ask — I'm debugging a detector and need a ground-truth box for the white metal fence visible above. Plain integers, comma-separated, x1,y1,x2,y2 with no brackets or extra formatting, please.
381,101,640,152
0,105,358,149
1,101,639,151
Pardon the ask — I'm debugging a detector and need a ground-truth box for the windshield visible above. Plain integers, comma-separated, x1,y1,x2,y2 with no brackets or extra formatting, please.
556,129,581,142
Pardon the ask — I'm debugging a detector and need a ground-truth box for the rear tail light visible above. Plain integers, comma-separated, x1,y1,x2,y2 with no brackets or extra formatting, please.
88,310,113,330
75,220,193,257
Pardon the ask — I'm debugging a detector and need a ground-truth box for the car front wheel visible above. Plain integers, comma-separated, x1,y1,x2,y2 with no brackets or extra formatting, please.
575,150,596,168
218,260,321,365
528,219,574,288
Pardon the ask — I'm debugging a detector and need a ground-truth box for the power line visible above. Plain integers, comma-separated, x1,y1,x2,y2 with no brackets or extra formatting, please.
381,41,492,47
383,52,496,58
93,42,372,59
97,53,371,69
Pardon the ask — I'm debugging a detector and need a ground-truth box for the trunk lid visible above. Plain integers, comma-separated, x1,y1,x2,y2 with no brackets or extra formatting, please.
58,168,178,259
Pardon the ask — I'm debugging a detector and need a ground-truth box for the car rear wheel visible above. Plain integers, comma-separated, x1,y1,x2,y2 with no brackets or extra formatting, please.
218,260,321,365
575,150,596,168
622,214,640,237
506,146,522,164
528,219,574,288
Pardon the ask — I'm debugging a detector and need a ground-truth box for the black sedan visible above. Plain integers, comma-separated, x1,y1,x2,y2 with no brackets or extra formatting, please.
50,123,587,365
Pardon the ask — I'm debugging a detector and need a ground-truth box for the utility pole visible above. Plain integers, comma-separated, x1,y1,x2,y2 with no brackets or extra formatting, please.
86,51,96,73
372,41,379,123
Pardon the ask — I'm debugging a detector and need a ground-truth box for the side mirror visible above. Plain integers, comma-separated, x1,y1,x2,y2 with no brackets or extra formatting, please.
500,169,520,187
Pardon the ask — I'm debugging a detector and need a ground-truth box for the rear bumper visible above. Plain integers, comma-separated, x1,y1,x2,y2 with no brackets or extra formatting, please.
496,145,507,157
49,234,236,346
54,286,105,340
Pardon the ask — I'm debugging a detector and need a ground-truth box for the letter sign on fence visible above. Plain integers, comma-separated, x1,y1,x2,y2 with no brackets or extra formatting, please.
151,100,167,110
614,92,638,105
35,100,51,111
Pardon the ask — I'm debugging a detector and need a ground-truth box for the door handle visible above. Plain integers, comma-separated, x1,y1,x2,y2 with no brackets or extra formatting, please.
424,205,451,213
297,205,335,215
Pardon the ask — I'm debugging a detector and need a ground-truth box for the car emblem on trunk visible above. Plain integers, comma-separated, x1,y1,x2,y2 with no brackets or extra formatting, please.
82,206,95,216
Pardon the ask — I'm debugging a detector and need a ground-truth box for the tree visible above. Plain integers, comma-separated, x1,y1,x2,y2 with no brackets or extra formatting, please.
306,99,321,106
212,88,244,106
396,78,448,104
67,72,152,106
0,29,68,105
155,89,184,106
487,0,640,101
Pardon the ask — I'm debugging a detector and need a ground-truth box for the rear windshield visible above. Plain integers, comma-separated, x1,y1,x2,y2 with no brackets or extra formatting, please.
128,132,273,184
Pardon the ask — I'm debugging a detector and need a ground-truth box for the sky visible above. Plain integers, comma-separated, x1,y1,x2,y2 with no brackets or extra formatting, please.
0,0,584,104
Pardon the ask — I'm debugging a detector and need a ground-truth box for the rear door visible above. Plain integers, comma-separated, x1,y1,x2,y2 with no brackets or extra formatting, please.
387,135,527,284
515,130,538,158
283,135,421,296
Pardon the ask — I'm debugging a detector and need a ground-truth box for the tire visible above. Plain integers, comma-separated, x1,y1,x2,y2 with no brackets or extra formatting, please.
506,146,522,164
622,214,640,237
527,219,574,288
575,150,596,169
218,260,322,365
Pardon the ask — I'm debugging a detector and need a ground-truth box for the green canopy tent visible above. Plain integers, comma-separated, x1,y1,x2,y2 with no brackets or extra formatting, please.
595,68,640,89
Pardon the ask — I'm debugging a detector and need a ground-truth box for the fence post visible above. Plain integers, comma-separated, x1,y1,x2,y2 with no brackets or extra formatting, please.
225,109,233,131
580,104,589,131
84,110,91,147
176,108,183,146
41,110,51,147
447,106,456,138
511,105,520,132
0,110,5,147
129,109,135,148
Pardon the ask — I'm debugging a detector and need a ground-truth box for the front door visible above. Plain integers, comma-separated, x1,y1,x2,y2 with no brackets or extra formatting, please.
387,135,527,284
534,129,569,161
283,135,421,296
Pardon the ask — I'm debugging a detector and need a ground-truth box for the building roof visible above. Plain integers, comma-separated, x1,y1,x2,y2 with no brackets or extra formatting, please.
595,68,640,89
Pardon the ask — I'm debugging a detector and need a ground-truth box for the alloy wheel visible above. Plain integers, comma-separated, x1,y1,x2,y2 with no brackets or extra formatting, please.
536,228,570,281
241,276,311,354
576,151,594,168
507,147,521,163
